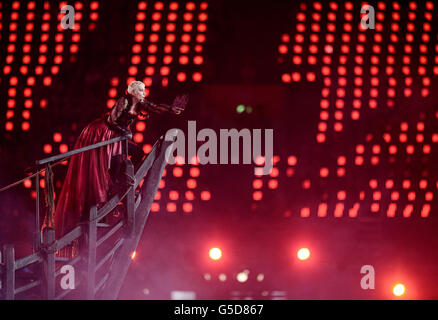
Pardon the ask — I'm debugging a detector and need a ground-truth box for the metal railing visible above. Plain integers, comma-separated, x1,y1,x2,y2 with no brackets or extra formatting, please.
0,132,173,299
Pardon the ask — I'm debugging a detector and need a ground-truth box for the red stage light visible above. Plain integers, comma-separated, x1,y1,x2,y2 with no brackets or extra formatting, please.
253,191,262,201
183,203,193,213
183,23,193,32
185,191,194,201
173,167,183,178
155,1,164,10
421,204,431,218
200,191,211,201
187,179,197,189
59,144,68,153
5,122,14,131
134,33,144,42
320,167,329,177
189,167,200,178
53,133,62,143
90,2,99,10
151,23,160,32
22,122,30,131
70,45,79,53
150,202,159,212
169,2,179,10
193,72,202,82
51,66,59,74
300,207,310,218
387,204,397,218
152,12,161,21
134,133,143,143
136,121,146,132
43,144,52,154
169,190,179,201
317,203,327,217
200,2,208,10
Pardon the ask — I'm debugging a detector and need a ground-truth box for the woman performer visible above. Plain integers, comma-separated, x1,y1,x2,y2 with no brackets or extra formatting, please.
50,81,187,255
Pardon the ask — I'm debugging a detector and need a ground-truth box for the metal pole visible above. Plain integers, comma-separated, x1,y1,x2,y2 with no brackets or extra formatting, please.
124,139,129,158
35,173,40,252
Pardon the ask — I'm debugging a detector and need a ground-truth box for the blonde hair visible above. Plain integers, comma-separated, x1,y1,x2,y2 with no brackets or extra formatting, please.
127,80,145,95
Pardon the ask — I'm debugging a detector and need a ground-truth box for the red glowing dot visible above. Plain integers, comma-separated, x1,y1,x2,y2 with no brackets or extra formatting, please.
184,12,193,21
22,122,30,131
268,179,278,189
291,72,301,82
179,56,189,65
169,190,179,201
187,179,197,189
253,191,263,201
318,203,327,217
59,144,68,153
316,133,326,143
300,208,310,218
190,167,200,177
53,132,62,142
282,74,291,83
201,191,211,201
306,72,316,82
177,72,187,82
160,66,170,76
337,190,346,200
43,144,52,154
192,72,202,82
253,179,263,189
183,203,193,213
150,202,160,212
403,205,413,218
167,203,177,212
421,205,431,218
24,179,32,188
185,191,195,200
355,156,363,166
320,167,329,177
302,180,311,189
169,2,179,10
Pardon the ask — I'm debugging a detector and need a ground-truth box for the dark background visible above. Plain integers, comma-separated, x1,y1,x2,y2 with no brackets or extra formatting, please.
0,0,437,299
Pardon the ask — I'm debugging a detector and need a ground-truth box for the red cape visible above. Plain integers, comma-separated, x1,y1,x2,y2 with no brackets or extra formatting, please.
54,116,123,238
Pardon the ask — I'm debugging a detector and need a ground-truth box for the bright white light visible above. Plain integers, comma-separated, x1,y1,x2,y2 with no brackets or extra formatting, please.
393,283,406,297
218,273,227,282
209,247,222,260
236,270,249,283
297,248,310,261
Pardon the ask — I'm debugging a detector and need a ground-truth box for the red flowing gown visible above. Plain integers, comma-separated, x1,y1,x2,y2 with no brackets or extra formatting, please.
54,116,123,239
